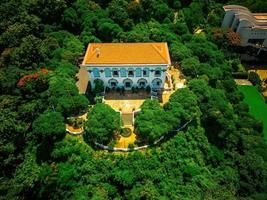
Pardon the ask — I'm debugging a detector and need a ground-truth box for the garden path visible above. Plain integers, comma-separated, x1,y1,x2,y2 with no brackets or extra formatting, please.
115,126,136,148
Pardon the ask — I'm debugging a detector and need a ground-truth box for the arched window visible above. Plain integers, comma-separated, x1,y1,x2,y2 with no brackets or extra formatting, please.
108,79,118,88
135,68,142,77
123,79,133,89
120,68,127,77
92,68,100,77
143,67,149,77
137,78,147,88
152,78,162,89
104,68,111,77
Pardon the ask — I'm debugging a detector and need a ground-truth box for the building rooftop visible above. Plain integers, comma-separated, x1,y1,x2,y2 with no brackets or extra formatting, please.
253,14,267,20
223,5,267,28
82,43,171,65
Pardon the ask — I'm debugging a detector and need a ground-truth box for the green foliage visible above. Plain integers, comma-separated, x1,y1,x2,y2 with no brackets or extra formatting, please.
231,0,267,12
62,7,80,31
186,34,224,65
67,117,84,129
107,0,133,30
10,35,48,69
6,150,41,199
248,71,261,86
238,85,267,141
31,111,65,143
93,79,104,95
53,61,78,77
48,76,88,116
28,0,67,23
170,42,193,62
182,2,206,31
48,31,83,62
97,19,123,42
84,103,120,145
135,101,165,140
181,57,200,77
1,0,267,199
169,88,199,113
18,99,45,122
135,91,198,143
0,108,26,177
126,181,161,200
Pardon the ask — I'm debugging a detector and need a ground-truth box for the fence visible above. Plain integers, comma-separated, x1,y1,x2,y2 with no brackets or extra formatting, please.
94,119,193,152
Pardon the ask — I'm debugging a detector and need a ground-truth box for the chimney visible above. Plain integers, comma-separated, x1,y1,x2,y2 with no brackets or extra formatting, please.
96,48,100,57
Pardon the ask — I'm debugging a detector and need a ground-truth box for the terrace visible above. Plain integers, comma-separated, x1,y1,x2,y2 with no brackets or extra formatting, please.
104,89,150,100
104,90,150,114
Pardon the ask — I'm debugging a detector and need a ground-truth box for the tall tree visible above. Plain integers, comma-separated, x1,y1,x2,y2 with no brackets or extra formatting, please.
31,111,65,143
84,103,121,145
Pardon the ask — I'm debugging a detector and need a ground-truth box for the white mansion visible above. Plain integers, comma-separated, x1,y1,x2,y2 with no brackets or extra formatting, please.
222,5,267,47
82,43,171,90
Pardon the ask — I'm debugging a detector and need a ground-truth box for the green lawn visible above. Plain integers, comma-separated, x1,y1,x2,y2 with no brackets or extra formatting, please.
238,85,267,141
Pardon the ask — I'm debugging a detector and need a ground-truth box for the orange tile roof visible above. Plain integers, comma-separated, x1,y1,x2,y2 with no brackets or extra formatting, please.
82,43,171,65
254,15,267,20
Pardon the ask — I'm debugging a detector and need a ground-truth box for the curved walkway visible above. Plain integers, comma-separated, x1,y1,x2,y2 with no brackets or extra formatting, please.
94,119,193,152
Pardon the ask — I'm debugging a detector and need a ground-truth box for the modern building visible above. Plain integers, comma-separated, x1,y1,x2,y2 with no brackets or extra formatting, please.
82,43,171,90
222,5,267,47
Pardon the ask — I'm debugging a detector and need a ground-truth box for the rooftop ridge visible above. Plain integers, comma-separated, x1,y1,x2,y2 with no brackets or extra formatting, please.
151,43,169,64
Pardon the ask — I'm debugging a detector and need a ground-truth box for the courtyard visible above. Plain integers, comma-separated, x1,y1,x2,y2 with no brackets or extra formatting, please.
162,66,186,105
104,96,147,114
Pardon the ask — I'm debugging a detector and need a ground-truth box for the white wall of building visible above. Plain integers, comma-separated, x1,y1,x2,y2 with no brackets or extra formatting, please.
222,10,236,28
85,64,168,90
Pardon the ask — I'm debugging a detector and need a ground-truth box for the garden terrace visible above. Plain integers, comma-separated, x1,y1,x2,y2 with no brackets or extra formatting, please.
104,89,151,100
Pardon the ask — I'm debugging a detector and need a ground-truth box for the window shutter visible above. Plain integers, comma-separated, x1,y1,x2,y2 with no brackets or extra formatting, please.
136,68,142,77
120,68,127,77
93,68,100,77
143,68,149,77
104,68,111,77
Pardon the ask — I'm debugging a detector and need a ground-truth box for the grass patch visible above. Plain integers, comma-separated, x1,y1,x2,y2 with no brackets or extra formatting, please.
238,85,267,141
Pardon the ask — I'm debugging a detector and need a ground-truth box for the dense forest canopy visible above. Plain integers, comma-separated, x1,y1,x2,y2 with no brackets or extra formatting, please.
1,0,267,199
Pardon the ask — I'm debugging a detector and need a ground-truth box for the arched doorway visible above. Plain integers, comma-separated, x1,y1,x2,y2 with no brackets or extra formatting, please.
137,78,147,88
152,78,162,89
123,79,133,90
108,79,118,89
